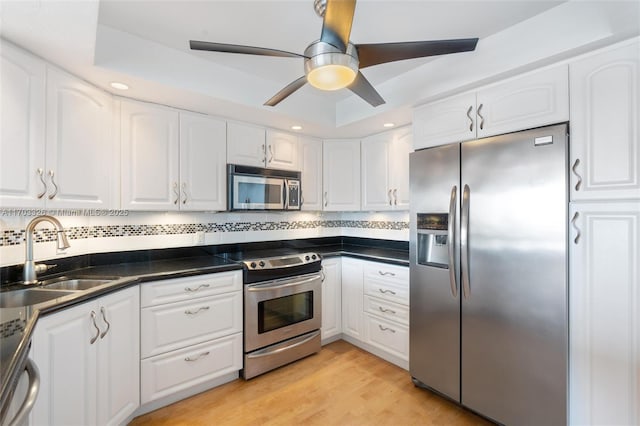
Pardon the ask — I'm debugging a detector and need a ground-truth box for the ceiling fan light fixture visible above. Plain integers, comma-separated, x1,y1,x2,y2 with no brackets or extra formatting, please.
304,40,359,91
307,64,356,90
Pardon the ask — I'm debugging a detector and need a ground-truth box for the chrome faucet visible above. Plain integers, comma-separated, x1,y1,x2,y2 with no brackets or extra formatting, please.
23,215,70,284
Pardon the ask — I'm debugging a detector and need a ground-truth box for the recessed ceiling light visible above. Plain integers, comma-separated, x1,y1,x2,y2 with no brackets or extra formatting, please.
110,82,129,90
291,125,303,131
383,122,395,128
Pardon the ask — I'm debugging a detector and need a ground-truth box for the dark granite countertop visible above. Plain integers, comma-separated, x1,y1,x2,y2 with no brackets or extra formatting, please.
0,237,408,415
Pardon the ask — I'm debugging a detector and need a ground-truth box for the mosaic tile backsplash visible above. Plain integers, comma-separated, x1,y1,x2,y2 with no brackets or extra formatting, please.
1,219,409,247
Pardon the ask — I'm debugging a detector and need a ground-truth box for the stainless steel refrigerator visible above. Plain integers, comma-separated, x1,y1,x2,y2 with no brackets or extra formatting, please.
409,124,568,425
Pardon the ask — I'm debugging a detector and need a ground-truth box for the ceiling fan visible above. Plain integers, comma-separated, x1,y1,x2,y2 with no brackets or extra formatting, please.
189,0,478,107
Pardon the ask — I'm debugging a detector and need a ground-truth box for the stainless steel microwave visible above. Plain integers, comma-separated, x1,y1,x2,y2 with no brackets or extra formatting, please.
227,164,301,211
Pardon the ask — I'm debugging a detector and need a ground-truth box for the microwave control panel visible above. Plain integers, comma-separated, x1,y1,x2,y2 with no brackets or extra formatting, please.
288,180,300,208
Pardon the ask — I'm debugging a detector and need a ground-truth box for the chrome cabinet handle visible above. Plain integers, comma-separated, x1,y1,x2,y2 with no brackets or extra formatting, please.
89,311,100,344
184,351,210,362
172,182,179,205
184,283,210,292
324,191,328,207
572,159,582,191
378,288,396,295
321,267,326,282
571,211,581,244
99,306,110,339
36,168,47,199
461,184,471,299
477,103,485,130
261,144,266,165
268,145,274,163
378,325,396,333
378,306,396,314
8,358,40,426
447,185,458,298
378,271,396,277
466,105,474,132
388,189,392,206
184,306,210,315
181,182,188,204
47,170,58,200
393,189,398,205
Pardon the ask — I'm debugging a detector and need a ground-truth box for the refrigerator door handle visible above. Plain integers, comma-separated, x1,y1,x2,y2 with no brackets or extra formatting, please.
461,184,471,299
447,185,458,298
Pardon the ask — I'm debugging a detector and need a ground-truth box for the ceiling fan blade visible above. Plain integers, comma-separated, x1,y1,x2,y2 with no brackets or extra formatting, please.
320,0,357,52
348,71,385,107
190,40,306,58
356,38,479,69
264,76,308,107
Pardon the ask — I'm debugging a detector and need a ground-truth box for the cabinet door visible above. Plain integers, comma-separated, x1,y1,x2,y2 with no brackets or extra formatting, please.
321,257,342,341
389,127,412,210
179,112,227,211
0,42,46,208
226,122,265,168
361,134,392,211
323,139,361,211
413,92,476,150
569,40,639,201
121,100,180,210
299,136,323,211
476,65,569,138
341,257,364,340
96,287,140,426
266,130,298,170
45,66,114,208
569,202,639,426
31,301,98,426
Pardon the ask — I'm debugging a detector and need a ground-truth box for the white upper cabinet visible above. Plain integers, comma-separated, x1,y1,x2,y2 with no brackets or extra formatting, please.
0,42,46,208
179,112,227,211
323,139,361,211
121,99,180,210
45,67,114,208
227,121,266,168
413,65,569,149
299,136,323,211
413,92,477,149
266,130,299,171
569,39,639,201
361,126,412,211
0,43,115,209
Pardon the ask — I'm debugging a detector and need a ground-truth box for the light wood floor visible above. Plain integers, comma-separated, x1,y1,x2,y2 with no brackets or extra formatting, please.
130,340,491,426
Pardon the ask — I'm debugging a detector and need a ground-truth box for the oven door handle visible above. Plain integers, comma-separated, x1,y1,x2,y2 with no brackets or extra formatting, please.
246,274,320,292
246,331,320,359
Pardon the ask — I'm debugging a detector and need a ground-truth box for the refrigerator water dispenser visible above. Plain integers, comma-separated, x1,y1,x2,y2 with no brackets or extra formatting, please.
416,213,449,268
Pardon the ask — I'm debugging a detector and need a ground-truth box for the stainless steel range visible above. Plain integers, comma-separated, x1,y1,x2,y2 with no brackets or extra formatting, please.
229,251,322,379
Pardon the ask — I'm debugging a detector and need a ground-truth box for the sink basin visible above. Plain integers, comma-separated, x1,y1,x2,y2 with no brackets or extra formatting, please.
40,277,113,291
0,288,78,308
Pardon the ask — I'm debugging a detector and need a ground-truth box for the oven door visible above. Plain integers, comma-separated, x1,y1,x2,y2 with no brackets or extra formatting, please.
232,175,285,210
244,272,322,352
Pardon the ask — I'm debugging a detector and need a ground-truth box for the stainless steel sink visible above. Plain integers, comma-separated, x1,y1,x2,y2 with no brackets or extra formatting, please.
0,288,78,308
40,277,114,291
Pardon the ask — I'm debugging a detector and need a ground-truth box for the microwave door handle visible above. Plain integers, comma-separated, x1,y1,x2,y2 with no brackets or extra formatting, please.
283,180,289,209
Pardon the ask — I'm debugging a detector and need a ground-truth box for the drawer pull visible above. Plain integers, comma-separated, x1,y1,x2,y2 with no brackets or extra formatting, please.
378,306,396,314
378,271,396,277
184,284,211,292
378,325,396,333
184,351,210,362
184,306,210,315
378,288,396,295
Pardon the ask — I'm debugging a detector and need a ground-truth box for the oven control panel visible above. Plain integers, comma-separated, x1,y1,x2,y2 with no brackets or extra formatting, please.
242,252,320,270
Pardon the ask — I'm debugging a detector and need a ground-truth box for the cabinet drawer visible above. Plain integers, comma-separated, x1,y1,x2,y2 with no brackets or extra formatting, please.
364,295,409,326
140,271,242,307
141,292,242,358
363,262,409,284
363,274,409,306
365,314,409,360
141,333,242,404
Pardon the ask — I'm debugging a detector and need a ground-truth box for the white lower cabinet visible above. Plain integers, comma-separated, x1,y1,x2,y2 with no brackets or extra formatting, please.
31,286,140,426
569,202,640,426
340,258,410,369
139,271,243,405
321,257,342,342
